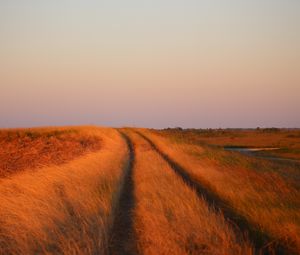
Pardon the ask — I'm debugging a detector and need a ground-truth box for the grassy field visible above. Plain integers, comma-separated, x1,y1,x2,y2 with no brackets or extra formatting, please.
0,127,299,254
144,128,300,254
0,127,128,254
0,127,101,177
157,128,300,160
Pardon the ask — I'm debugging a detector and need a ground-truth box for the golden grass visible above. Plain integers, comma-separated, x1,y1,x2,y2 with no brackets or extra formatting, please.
141,129,300,253
125,130,253,255
1,126,298,254
0,127,128,255
0,126,101,177
159,128,300,160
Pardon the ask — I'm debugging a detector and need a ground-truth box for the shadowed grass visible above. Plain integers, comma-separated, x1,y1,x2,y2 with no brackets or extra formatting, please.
0,126,101,178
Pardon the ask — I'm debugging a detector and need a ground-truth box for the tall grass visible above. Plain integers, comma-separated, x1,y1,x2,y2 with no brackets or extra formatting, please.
125,130,253,255
141,129,300,253
0,127,128,255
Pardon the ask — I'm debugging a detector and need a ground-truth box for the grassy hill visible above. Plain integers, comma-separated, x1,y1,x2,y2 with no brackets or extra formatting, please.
0,127,299,254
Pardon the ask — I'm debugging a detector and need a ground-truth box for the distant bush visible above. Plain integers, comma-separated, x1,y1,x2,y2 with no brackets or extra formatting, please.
261,128,280,133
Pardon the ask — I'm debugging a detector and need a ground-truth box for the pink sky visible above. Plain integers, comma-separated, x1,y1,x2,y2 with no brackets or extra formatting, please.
1,1,299,128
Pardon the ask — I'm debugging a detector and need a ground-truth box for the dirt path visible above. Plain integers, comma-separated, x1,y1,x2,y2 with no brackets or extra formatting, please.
125,131,254,254
109,132,137,255
136,131,290,255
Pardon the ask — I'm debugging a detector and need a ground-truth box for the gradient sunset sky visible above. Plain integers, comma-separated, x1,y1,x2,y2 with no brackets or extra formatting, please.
1,0,299,128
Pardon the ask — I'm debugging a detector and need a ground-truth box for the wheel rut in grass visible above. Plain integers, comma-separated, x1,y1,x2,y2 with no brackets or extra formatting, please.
109,131,137,255
136,131,291,255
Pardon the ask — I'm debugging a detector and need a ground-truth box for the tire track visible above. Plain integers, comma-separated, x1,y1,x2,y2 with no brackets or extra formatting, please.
109,131,137,255
136,131,291,255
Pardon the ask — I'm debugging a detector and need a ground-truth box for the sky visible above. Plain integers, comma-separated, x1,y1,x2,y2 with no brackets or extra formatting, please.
0,0,299,128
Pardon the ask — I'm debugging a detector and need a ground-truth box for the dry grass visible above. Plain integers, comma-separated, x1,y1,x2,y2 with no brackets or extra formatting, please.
125,130,253,255
0,127,128,255
142,129,300,253
0,127,101,177
1,126,298,254
159,128,300,160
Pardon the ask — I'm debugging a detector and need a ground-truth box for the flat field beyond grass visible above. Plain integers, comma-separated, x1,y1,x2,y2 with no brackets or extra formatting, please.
158,128,300,160
0,126,299,255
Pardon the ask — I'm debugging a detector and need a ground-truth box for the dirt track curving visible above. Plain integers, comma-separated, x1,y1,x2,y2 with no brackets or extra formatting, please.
135,131,292,255
108,130,294,255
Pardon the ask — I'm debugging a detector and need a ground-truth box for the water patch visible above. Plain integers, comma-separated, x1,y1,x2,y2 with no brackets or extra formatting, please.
224,147,299,163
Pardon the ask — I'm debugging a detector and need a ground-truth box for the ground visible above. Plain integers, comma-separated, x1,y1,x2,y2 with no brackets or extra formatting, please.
0,127,299,255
